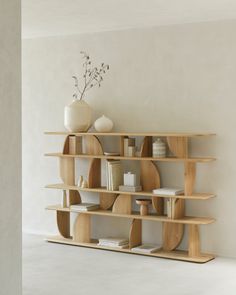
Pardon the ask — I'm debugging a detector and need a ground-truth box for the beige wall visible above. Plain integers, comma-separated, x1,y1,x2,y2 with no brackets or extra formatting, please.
0,0,21,294
23,20,236,257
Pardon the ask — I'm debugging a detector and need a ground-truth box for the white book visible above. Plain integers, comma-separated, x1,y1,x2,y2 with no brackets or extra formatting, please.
153,187,184,195
70,203,99,211
98,238,128,246
97,243,129,249
131,244,160,254
119,185,142,192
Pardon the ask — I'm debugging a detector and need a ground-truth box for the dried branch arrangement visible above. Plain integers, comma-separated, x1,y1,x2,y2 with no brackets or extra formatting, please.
72,51,110,100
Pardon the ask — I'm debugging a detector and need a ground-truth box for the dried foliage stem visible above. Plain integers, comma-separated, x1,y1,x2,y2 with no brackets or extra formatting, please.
72,51,110,100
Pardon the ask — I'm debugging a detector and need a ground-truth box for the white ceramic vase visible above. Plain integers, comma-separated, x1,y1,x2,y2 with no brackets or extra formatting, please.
94,115,113,132
64,99,92,132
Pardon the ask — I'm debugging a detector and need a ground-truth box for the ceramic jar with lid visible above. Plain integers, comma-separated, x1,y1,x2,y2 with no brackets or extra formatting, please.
152,138,166,158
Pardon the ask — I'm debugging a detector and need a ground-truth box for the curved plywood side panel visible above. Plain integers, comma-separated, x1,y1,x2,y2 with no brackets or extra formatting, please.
140,136,152,157
184,162,196,195
62,135,70,154
162,223,184,251
84,135,103,155
73,213,91,243
88,158,101,188
60,157,75,185
167,136,188,158
162,198,185,251
112,194,132,214
140,160,163,215
57,211,70,238
69,190,81,206
129,219,142,249
99,193,117,210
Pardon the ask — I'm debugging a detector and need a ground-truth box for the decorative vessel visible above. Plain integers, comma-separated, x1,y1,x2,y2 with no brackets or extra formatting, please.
94,115,113,132
64,99,92,132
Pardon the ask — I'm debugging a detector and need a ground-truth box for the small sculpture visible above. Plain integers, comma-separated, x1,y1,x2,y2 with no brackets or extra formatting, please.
136,199,152,216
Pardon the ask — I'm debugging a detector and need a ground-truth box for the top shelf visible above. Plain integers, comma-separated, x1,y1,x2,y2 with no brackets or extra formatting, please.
44,131,216,137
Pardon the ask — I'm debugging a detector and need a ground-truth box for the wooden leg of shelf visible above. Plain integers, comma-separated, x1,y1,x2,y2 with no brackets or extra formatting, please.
167,136,188,158
112,194,132,214
88,158,101,188
188,225,200,257
129,219,142,249
99,192,117,210
184,162,196,195
59,157,75,185
69,190,81,205
57,211,70,238
73,213,91,243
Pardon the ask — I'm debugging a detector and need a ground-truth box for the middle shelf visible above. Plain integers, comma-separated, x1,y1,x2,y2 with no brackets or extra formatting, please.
46,204,215,225
46,183,215,200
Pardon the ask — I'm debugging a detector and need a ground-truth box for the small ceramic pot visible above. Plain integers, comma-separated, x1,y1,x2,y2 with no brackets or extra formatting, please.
153,138,166,158
64,99,92,132
94,115,113,132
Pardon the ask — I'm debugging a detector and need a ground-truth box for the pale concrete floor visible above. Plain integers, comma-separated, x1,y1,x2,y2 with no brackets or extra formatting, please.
23,234,236,295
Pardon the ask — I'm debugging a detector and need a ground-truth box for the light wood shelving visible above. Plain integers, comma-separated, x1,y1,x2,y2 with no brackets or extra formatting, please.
46,235,214,263
45,153,215,162
46,184,215,200
46,205,215,225
45,131,216,263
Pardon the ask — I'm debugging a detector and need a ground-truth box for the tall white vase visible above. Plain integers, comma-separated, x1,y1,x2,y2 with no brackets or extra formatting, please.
64,99,92,132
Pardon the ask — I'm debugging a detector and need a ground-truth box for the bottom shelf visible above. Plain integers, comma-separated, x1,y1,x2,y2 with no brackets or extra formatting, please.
46,235,215,263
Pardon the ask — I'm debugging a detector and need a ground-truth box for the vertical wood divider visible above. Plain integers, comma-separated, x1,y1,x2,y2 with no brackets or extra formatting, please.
129,219,142,249
73,214,91,243
188,224,200,257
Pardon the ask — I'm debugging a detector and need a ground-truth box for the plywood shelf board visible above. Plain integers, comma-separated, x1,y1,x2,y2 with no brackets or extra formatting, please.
46,235,215,263
45,131,216,137
45,153,216,162
46,205,215,225
45,184,215,200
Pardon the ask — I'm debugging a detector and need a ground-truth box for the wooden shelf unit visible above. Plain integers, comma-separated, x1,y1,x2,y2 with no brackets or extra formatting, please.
45,131,216,263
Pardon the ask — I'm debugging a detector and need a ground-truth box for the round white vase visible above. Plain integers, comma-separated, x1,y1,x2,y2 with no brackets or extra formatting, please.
64,99,92,132
94,115,113,132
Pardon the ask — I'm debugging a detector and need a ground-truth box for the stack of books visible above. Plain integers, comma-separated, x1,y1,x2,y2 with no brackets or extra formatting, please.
70,203,99,212
131,244,160,254
106,160,122,191
152,187,184,195
97,238,129,249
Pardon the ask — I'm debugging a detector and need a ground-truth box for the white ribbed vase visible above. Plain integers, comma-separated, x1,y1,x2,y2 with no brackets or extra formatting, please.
152,138,166,158
64,99,92,132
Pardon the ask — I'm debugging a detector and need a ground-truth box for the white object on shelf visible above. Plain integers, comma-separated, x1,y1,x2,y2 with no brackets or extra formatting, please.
81,180,88,188
119,185,142,192
124,172,137,186
152,138,166,158
94,115,113,132
64,99,92,132
131,244,160,254
78,175,83,187
128,146,135,157
62,190,67,208
70,203,99,211
152,187,184,195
